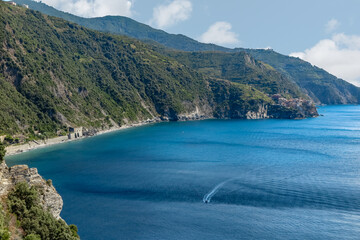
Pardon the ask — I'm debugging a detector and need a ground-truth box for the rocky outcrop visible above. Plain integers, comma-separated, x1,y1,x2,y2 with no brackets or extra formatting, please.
246,104,269,119
177,105,213,121
0,162,63,219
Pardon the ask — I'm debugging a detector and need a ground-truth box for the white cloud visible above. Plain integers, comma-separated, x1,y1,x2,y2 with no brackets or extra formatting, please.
199,21,239,46
35,0,134,18
150,0,192,29
290,33,360,86
325,19,340,33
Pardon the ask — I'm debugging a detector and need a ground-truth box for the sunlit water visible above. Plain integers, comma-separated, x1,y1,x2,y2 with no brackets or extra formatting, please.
6,106,360,240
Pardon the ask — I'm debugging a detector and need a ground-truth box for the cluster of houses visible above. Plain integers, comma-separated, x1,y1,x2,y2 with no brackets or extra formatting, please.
271,94,313,108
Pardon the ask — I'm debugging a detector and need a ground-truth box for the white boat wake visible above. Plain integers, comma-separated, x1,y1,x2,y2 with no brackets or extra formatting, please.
203,165,270,204
203,178,236,203
203,168,305,204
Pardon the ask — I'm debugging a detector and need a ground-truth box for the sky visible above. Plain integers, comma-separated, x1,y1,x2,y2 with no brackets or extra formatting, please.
35,0,360,86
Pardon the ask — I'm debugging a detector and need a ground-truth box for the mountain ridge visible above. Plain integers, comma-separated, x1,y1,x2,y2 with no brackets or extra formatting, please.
0,2,317,142
11,0,360,105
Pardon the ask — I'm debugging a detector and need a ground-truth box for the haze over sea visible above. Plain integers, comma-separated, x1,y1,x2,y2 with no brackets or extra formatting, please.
6,106,360,240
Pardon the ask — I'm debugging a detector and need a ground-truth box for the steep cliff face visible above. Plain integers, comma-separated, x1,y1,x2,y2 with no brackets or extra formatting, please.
0,163,63,219
245,104,269,119
0,162,79,239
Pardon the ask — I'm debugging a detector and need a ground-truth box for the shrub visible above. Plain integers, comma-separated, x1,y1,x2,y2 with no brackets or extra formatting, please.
4,136,14,144
0,142,6,164
0,204,10,240
24,234,41,240
8,182,80,240
0,230,10,240
46,179,52,186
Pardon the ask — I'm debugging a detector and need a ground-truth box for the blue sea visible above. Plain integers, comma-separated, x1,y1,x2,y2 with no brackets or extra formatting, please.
6,106,360,240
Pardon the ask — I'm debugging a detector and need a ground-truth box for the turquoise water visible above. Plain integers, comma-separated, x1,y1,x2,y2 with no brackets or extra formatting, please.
6,106,360,240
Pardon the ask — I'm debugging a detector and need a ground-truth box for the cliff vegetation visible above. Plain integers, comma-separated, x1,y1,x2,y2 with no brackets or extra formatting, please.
0,148,79,240
0,2,317,143
11,0,360,105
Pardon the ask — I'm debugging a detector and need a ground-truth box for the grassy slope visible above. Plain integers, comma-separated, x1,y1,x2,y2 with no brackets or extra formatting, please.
165,51,306,99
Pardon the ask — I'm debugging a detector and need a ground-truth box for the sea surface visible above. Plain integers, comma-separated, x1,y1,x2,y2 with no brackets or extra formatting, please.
6,106,360,240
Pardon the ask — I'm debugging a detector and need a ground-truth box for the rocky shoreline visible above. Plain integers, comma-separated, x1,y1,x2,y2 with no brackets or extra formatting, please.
5,99,318,157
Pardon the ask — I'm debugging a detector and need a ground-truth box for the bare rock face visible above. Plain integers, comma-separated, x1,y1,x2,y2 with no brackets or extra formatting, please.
246,104,269,119
177,105,213,121
0,162,63,219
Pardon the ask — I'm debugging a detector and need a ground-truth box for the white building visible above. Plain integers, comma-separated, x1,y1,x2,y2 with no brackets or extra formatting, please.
68,127,83,139
3,1,17,6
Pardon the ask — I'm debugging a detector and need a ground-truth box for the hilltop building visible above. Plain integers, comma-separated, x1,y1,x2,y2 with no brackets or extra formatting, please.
2,1,17,6
68,127,83,139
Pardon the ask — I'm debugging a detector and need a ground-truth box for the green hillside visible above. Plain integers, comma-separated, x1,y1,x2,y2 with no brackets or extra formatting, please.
166,51,306,99
0,3,316,141
12,0,360,105
12,0,228,52
0,3,207,137
242,49,360,104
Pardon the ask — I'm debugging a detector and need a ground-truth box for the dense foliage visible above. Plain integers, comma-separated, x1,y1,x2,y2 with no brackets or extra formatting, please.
7,182,79,240
0,2,287,139
0,142,6,163
0,3,208,137
12,0,360,105
0,205,10,240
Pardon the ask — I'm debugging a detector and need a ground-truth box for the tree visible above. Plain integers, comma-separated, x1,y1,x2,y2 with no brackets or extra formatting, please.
8,183,80,240
0,142,5,164
24,234,41,240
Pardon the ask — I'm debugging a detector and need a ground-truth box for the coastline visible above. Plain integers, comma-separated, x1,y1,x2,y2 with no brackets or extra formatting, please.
5,102,320,157
5,118,161,156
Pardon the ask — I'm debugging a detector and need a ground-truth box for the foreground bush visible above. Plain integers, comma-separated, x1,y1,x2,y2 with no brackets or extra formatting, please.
8,182,79,240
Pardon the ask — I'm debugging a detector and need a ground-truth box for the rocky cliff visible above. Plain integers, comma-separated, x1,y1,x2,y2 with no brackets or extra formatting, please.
0,162,63,219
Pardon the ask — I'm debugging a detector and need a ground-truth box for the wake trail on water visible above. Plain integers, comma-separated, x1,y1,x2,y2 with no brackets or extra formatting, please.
203,165,306,204
203,165,271,203
203,178,235,203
